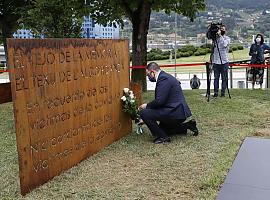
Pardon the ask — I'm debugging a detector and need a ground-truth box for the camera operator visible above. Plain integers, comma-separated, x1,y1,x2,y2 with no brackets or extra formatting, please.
212,25,231,97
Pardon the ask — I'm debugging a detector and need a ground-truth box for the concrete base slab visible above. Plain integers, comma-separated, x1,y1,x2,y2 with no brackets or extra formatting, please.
217,137,270,200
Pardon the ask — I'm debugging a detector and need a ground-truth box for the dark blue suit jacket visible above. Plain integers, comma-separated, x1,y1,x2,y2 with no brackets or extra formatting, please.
147,71,192,120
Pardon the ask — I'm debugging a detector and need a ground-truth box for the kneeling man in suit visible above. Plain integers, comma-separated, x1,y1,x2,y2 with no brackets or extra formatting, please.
139,62,199,144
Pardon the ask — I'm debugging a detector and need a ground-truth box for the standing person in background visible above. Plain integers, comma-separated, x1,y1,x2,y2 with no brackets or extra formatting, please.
212,25,231,98
190,74,201,89
249,34,270,89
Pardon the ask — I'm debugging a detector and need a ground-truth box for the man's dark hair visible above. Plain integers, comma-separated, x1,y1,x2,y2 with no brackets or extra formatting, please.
255,33,264,45
147,62,160,71
221,25,226,29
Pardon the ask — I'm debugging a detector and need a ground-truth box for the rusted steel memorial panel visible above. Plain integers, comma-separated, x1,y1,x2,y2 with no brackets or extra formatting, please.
7,39,131,195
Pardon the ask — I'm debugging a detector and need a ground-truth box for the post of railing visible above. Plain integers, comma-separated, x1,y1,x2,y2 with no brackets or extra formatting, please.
267,67,269,88
229,66,233,89
206,62,211,101
246,67,249,89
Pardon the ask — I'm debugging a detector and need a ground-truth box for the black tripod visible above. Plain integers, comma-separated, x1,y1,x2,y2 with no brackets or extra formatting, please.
206,37,231,101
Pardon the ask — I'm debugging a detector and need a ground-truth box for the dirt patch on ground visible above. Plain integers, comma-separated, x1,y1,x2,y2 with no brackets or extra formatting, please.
254,129,270,137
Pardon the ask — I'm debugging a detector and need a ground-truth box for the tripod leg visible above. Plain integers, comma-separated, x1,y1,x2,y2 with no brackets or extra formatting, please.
226,65,231,99
227,86,231,99
208,69,212,101
206,62,212,102
206,63,209,96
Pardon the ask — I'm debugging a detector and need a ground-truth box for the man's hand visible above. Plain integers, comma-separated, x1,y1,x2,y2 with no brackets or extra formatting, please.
139,103,147,110
217,29,221,36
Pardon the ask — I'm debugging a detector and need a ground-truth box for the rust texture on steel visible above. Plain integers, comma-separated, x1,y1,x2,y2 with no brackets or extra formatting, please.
7,39,131,195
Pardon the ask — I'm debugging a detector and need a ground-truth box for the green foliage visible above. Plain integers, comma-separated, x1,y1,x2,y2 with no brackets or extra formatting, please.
147,49,170,61
180,51,193,57
87,0,206,26
237,45,244,50
229,45,243,53
147,44,212,60
255,14,270,36
200,44,212,49
194,48,208,56
232,46,238,51
176,52,182,59
178,45,198,54
149,48,163,55
0,0,31,41
229,46,238,52
0,0,32,57
0,63,4,74
22,0,90,38
177,45,210,57
207,0,270,9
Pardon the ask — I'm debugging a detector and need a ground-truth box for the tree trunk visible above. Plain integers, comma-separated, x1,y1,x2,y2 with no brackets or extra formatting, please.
131,3,151,92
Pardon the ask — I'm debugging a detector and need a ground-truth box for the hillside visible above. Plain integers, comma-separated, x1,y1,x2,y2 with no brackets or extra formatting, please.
207,0,270,9
121,0,270,46
147,0,270,40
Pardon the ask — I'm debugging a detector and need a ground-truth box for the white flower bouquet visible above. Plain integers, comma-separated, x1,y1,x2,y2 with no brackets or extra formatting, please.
121,88,143,134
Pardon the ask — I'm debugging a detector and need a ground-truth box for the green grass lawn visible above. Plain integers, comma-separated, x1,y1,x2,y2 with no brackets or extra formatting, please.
0,72,9,79
154,48,250,73
1,89,270,199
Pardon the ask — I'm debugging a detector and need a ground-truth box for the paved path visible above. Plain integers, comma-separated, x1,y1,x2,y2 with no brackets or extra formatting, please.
147,72,267,90
217,137,270,200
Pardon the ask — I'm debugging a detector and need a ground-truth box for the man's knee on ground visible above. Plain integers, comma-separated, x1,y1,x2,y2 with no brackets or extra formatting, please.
139,109,148,120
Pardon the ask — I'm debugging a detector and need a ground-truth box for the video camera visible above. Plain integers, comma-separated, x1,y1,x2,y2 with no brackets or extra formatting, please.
206,22,223,40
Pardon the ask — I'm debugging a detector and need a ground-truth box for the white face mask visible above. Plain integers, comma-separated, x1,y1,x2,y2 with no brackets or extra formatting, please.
256,38,261,43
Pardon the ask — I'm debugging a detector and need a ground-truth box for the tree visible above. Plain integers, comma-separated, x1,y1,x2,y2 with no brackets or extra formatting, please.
22,0,90,38
88,0,205,91
0,0,31,63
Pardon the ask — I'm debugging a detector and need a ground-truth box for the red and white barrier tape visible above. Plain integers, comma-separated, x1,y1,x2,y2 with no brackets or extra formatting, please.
129,62,206,69
130,63,270,69
2,63,270,73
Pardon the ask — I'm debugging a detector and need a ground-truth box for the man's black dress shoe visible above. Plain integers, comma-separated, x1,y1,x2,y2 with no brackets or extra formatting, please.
213,93,218,98
153,137,171,144
186,119,199,136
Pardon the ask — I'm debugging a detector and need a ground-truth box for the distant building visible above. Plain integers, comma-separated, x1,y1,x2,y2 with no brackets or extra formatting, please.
13,29,34,39
0,46,6,66
147,43,175,50
93,23,119,39
13,16,119,39
82,16,95,38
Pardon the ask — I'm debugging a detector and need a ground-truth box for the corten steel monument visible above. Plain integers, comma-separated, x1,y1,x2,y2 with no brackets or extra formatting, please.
7,39,131,195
